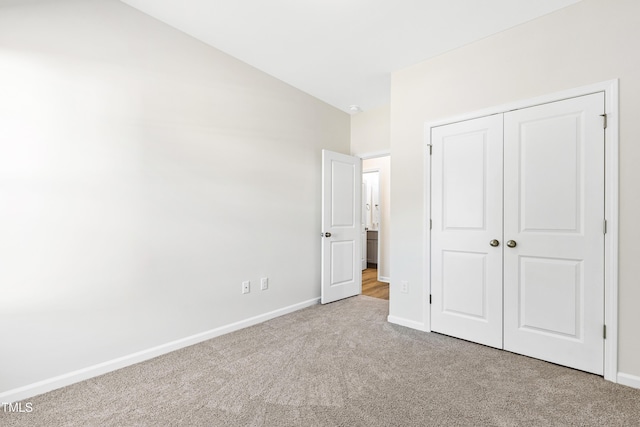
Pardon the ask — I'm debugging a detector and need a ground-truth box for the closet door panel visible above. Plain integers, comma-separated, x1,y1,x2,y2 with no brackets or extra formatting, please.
430,114,504,349
503,93,605,375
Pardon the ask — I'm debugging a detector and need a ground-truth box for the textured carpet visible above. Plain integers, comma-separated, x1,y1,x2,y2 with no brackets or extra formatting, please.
2,296,639,426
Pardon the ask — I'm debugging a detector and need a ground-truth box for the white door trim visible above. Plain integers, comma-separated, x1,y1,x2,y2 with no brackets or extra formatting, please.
362,152,391,283
361,180,368,271
363,168,381,276
360,150,391,160
423,79,619,383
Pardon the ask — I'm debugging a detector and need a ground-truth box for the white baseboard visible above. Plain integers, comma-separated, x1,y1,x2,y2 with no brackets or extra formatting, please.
378,276,390,283
617,372,640,389
0,298,320,403
387,315,429,332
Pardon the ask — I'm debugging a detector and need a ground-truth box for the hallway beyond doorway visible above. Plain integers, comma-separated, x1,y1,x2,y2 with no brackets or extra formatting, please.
362,268,389,300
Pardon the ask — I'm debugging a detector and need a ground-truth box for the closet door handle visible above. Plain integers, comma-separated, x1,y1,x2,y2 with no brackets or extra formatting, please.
506,240,517,248
489,239,500,247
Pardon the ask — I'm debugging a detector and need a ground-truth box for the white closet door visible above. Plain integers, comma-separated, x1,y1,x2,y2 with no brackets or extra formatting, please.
503,93,605,374
430,114,504,349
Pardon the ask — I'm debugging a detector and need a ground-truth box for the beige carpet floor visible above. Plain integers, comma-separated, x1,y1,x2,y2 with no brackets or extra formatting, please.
2,295,639,426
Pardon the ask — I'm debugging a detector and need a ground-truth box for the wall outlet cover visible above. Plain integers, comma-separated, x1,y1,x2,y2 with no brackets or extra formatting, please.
400,280,409,294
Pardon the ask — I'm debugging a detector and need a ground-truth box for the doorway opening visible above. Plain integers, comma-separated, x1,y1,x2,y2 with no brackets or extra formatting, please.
362,266,388,300
361,155,390,300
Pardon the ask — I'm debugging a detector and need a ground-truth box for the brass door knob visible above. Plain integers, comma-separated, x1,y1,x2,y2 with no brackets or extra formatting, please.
490,239,500,247
324,232,332,238
506,240,517,248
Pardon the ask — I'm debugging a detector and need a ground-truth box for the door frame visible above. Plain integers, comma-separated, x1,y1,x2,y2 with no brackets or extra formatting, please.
361,179,368,271
361,151,391,283
363,168,381,274
423,79,619,382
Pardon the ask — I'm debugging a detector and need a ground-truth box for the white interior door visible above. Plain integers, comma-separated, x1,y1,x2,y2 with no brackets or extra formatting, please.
321,150,362,304
503,93,605,374
430,114,504,349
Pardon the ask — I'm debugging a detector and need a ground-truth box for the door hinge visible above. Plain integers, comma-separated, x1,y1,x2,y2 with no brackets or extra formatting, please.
600,114,608,129
430,219,432,230
603,324,607,339
429,294,432,304
603,219,608,234
428,144,432,155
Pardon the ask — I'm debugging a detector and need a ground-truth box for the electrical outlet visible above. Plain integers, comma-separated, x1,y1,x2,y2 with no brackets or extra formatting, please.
400,280,409,294
242,280,250,294
260,277,269,291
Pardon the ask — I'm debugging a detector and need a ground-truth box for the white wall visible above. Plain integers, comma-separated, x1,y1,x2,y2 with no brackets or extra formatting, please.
0,0,350,396
351,104,390,157
389,0,640,381
362,156,390,282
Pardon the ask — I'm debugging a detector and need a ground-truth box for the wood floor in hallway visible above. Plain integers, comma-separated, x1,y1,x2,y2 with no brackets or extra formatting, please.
362,268,389,300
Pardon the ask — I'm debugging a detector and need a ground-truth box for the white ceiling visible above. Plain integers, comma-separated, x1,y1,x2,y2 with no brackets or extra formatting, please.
120,0,582,114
